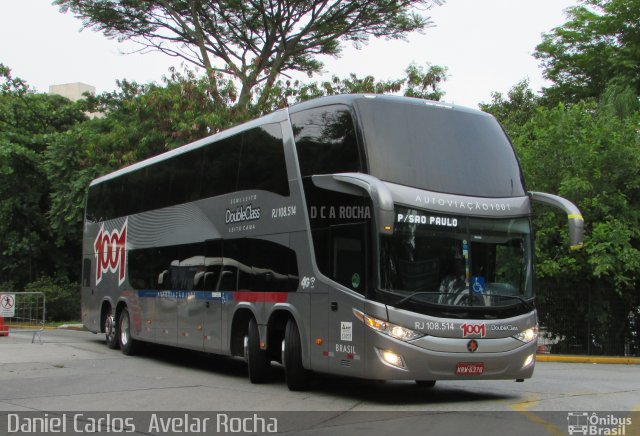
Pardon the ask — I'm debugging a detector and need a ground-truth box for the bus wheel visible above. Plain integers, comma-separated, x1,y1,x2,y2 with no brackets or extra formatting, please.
105,307,119,350
282,319,310,391
118,307,139,356
245,318,270,383
415,380,436,388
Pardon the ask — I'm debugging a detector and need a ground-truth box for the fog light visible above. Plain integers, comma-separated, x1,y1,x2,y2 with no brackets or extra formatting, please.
522,353,535,369
375,348,407,370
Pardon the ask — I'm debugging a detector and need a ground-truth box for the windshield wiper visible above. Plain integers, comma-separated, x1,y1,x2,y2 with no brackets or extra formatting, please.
395,291,446,306
488,293,535,311
394,290,534,310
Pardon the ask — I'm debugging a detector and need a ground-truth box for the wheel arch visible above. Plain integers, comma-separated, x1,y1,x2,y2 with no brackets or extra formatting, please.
229,306,256,357
267,305,309,366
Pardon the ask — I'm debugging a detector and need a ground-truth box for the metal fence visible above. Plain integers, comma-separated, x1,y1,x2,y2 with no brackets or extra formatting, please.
536,286,640,357
0,292,45,343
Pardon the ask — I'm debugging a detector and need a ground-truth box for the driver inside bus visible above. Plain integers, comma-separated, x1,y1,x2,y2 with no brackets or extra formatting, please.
439,257,467,295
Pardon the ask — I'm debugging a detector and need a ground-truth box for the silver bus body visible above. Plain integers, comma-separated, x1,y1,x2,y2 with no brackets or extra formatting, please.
81,95,583,388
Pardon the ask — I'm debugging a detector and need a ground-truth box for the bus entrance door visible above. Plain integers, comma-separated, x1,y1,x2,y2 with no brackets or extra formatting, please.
327,234,366,374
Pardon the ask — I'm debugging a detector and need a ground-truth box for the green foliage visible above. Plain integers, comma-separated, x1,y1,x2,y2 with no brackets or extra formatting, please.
480,80,540,134
490,80,640,354
535,0,640,104
45,63,448,244
54,0,442,113
45,68,243,245
257,63,448,113
0,64,86,288
25,276,80,322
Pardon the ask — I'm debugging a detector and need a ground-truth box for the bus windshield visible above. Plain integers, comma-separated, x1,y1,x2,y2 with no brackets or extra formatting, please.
378,207,533,313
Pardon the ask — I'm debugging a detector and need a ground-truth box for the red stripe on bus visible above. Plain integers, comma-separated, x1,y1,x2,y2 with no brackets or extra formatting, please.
234,291,289,303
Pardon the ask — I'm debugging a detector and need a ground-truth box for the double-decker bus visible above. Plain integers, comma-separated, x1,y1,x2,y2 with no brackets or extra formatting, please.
82,94,583,390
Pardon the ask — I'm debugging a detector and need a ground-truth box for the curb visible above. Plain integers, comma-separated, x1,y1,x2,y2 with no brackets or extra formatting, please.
536,354,640,364
56,324,86,331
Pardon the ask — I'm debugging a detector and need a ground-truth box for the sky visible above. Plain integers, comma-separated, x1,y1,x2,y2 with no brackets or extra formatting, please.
0,0,579,108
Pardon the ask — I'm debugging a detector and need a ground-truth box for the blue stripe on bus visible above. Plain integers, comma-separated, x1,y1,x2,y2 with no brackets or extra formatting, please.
137,290,233,301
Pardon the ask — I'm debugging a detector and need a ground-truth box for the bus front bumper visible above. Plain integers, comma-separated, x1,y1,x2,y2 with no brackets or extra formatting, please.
362,329,537,381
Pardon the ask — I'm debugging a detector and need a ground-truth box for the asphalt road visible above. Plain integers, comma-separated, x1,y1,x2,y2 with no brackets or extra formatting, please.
1,329,639,435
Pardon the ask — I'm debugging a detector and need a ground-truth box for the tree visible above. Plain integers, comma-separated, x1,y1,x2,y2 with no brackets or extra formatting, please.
46,62,447,245
480,79,539,136
54,0,443,115
487,80,640,355
0,64,86,288
259,62,448,111
534,0,640,104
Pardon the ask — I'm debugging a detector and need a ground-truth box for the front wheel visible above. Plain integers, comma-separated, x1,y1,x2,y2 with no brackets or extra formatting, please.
282,319,310,391
245,318,271,383
118,307,139,356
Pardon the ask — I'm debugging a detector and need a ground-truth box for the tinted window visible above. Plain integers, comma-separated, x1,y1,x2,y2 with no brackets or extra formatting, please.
82,258,91,287
201,135,241,199
357,99,526,198
144,159,172,211
302,178,371,294
85,183,101,222
119,167,148,216
169,148,203,205
129,239,298,292
88,123,289,222
128,243,205,290
237,124,289,196
291,105,363,177
223,238,298,292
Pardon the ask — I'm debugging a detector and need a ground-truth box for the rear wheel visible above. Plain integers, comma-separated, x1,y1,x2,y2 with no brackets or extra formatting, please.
282,319,310,391
245,318,271,383
118,307,139,356
104,306,119,349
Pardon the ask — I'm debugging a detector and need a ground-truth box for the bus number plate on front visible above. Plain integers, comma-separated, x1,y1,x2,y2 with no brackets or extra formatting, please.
455,362,485,375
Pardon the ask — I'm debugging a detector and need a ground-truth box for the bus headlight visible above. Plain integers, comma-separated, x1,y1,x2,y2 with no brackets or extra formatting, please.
353,309,424,342
513,326,538,343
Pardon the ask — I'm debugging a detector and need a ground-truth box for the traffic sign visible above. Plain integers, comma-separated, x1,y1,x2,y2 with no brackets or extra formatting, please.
1,293,15,317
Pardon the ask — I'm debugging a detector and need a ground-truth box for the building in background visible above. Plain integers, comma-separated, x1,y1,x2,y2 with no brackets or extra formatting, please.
49,82,95,101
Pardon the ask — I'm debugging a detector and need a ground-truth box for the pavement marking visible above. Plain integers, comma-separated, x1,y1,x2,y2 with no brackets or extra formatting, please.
510,395,565,436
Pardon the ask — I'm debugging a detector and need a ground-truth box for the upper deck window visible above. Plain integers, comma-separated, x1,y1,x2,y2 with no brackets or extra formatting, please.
86,123,288,222
291,105,364,177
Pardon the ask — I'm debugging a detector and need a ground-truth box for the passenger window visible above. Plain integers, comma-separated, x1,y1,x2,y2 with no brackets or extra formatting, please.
302,179,371,294
237,124,289,196
291,105,363,177
221,238,299,293
201,135,241,199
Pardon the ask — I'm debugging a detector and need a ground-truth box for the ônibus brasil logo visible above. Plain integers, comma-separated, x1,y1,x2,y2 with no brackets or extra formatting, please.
94,219,128,286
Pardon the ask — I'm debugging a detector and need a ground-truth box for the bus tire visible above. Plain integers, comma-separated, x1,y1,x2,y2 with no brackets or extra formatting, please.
246,317,270,383
415,380,436,388
118,307,139,356
283,319,310,391
105,306,119,350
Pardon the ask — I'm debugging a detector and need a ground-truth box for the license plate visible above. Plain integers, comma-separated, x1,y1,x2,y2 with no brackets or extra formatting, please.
455,362,485,375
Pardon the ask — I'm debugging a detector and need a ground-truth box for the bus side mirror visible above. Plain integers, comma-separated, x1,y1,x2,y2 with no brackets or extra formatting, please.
530,191,584,250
